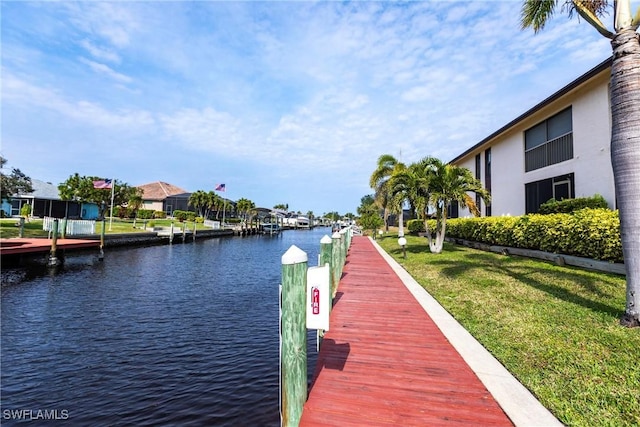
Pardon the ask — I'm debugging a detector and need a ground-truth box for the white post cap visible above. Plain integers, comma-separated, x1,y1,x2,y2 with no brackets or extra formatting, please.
282,245,308,265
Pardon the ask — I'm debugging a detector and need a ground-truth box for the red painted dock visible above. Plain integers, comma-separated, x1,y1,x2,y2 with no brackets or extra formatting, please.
300,236,513,426
0,238,100,256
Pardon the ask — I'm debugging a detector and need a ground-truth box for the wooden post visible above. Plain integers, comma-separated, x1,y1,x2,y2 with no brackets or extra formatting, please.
331,232,341,297
170,222,174,244
320,234,333,314
61,217,68,239
99,217,106,260
182,222,187,242
193,221,197,241
339,229,347,277
18,217,25,238
48,219,59,267
280,245,308,427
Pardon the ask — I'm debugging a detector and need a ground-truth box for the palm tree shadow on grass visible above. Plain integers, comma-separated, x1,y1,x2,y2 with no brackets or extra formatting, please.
428,252,623,319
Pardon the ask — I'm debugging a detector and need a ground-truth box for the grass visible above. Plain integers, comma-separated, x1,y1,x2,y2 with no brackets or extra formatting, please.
376,233,639,427
0,218,213,239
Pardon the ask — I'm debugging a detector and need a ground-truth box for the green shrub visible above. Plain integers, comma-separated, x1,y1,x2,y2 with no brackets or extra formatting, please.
538,194,608,214
173,210,196,222
147,220,155,228
137,209,154,220
114,206,132,219
445,208,622,262
195,216,204,224
20,204,31,217
407,219,425,233
153,211,167,219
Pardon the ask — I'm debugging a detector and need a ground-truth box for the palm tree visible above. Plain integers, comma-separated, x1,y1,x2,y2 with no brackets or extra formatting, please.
213,193,225,220
369,154,405,231
391,159,431,232
236,198,255,227
128,190,143,228
393,157,489,254
188,190,207,218
521,0,639,327
425,157,489,254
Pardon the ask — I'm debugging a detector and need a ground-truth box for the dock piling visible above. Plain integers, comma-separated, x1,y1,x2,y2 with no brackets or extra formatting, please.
320,235,333,312
280,245,308,427
331,232,341,297
18,217,25,238
48,219,59,267
99,217,105,260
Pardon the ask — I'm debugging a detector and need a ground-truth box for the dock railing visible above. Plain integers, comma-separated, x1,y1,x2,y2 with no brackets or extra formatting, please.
279,226,353,427
203,219,221,229
43,217,96,236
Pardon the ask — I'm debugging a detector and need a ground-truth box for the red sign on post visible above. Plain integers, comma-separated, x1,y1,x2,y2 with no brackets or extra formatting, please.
311,287,320,315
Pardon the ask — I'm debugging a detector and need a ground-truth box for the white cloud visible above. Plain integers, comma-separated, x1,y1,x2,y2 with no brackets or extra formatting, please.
80,39,121,63
2,73,152,129
79,57,132,83
0,1,617,214
160,108,245,155
65,2,139,48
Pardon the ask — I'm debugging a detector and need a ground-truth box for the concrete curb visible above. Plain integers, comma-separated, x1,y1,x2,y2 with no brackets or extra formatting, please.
368,237,563,427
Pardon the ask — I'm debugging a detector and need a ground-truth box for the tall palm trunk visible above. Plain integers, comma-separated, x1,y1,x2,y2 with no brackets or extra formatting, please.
431,207,448,254
611,29,640,327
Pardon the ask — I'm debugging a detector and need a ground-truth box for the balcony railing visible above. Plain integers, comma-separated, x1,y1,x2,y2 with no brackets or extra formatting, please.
525,133,573,172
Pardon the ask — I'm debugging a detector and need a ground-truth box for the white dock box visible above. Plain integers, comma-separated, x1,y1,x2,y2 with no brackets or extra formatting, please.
306,264,330,330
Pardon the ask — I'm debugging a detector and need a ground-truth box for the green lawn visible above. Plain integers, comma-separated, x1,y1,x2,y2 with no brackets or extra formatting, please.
376,233,639,427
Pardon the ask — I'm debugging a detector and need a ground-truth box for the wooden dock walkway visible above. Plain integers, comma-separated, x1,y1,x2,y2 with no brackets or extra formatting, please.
300,236,514,426
0,238,100,256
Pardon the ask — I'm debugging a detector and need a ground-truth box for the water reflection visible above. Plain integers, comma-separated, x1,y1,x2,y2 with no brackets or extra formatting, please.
1,228,330,426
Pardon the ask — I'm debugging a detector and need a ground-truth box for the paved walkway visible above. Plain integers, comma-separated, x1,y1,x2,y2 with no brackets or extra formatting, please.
300,236,561,426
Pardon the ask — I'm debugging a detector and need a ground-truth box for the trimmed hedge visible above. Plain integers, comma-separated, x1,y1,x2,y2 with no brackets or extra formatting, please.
172,210,196,222
538,194,608,214
113,207,155,219
422,208,622,263
407,219,425,234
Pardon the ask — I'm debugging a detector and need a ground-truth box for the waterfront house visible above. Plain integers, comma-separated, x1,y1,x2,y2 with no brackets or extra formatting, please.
136,181,191,217
2,179,99,219
449,57,614,217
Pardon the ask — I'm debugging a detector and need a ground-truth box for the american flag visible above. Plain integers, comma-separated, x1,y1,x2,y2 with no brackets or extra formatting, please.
93,179,113,189
215,183,226,192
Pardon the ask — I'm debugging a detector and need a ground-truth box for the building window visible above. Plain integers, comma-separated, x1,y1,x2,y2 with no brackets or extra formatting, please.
484,148,491,217
525,173,574,213
525,107,573,172
447,202,459,219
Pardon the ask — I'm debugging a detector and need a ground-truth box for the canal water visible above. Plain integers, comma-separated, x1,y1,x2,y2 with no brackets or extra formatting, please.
1,228,332,426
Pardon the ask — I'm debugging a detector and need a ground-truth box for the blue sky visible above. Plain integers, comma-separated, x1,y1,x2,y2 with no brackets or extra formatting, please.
1,1,622,215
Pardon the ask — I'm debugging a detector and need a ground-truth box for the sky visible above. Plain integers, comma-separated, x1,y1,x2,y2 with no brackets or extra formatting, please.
0,1,624,216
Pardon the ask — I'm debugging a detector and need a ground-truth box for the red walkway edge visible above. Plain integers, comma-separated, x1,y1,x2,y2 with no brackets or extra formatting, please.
300,236,513,426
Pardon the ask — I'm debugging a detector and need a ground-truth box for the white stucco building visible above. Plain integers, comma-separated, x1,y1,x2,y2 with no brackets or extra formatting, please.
449,58,614,217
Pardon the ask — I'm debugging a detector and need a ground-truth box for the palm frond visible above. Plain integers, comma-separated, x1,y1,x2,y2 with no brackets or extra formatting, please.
521,0,558,32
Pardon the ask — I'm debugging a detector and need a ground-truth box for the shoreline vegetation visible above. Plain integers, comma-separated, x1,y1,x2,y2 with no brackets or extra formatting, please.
376,231,639,427
0,218,223,239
